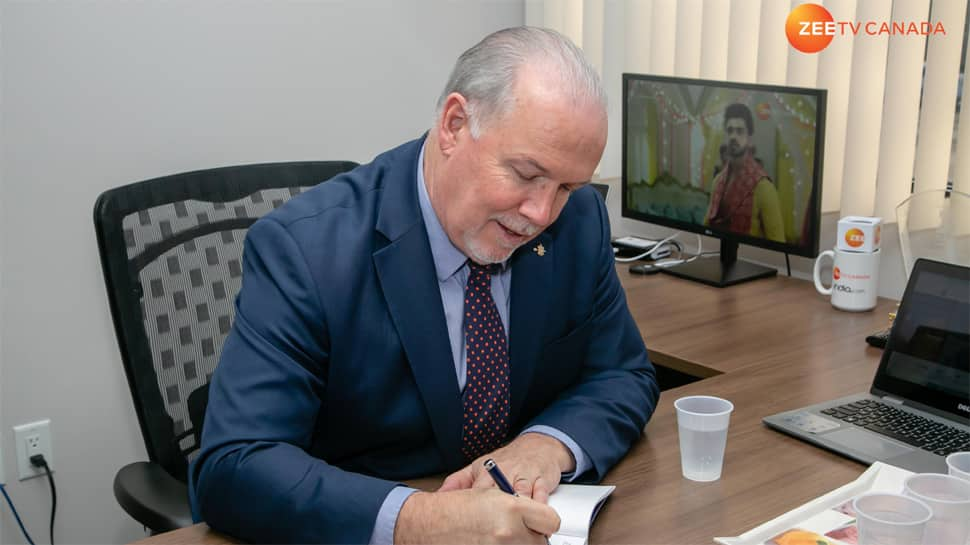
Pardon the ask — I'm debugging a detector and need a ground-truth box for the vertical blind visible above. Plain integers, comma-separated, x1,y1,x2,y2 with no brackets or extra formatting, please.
527,0,968,221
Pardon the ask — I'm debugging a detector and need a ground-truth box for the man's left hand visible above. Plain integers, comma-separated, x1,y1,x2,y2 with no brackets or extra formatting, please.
437,433,576,503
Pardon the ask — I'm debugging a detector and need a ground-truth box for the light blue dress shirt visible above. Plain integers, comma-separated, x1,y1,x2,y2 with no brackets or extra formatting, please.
368,143,591,544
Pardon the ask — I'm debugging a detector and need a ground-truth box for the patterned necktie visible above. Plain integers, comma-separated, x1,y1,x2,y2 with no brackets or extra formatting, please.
461,261,511,461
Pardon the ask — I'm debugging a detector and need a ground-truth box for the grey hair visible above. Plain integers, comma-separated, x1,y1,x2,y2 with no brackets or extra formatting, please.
435,26,606,138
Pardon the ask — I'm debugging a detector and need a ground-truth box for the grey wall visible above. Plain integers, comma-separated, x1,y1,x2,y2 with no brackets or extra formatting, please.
0,1,523,543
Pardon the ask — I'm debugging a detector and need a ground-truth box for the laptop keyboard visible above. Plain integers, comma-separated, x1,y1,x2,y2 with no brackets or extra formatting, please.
822,399,970,456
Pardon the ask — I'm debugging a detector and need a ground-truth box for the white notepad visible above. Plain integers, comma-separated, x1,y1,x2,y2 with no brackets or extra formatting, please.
548,484,616,545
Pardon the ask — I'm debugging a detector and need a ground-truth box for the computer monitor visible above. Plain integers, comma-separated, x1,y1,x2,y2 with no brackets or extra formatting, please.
621,73,826,287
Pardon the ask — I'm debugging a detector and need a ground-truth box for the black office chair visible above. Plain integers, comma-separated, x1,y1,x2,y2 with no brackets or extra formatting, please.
94,161,358,533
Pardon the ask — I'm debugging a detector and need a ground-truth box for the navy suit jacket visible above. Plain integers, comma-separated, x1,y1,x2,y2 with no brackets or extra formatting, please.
189,136,660,544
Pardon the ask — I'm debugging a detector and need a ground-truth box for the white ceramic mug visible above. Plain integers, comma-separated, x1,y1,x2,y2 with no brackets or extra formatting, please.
813,248,880,311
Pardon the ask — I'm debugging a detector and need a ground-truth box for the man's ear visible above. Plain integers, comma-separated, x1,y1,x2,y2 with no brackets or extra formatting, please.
437,93,470,157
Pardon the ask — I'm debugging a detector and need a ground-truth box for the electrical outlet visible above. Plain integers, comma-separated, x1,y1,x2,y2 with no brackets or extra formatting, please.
13,420,54,481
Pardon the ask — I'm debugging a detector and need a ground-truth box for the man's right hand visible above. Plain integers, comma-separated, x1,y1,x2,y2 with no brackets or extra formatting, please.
393,489,560,544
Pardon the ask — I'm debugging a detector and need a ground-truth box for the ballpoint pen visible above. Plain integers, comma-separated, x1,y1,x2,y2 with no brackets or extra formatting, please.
485,459,556,544
483,458,518,496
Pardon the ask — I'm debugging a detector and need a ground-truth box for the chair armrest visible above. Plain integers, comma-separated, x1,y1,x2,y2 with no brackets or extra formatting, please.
114,461,193,533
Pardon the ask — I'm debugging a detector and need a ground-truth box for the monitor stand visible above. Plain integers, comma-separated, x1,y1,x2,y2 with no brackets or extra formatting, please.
660,239,777,288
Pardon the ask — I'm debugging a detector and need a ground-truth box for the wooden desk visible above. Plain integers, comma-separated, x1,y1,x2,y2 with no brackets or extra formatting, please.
134,271,896,545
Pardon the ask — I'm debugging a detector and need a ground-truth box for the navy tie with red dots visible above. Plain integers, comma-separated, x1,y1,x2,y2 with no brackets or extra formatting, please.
461,261,511,461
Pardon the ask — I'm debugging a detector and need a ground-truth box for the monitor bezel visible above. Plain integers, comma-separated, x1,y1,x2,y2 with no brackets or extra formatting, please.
620,72,827,260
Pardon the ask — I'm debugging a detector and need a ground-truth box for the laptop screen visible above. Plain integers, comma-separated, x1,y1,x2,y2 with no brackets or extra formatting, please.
872,259,970,422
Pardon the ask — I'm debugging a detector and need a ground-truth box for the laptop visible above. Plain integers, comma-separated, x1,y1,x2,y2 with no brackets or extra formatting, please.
763,258,970,473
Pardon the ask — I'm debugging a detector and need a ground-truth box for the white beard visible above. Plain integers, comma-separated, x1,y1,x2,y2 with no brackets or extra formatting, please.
464,215,540,264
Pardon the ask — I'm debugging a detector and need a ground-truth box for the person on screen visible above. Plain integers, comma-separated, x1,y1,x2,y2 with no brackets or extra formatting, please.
704,103,785,243
189,27,660,545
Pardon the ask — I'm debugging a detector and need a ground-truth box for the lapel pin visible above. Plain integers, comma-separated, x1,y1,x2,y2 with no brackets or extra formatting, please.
533,243,546,257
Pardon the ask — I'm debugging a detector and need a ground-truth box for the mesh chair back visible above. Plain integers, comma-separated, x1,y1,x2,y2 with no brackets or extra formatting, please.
95,161,357,482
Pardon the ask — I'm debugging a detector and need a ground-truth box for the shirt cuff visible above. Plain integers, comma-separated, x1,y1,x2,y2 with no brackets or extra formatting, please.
521,425,592,481
368,485,419,545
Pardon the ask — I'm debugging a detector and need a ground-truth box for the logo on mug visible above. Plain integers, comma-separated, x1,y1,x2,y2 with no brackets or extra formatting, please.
833,266,841,280
844,228,865,248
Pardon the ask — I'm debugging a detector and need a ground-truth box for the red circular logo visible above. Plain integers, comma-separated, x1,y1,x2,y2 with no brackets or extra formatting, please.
833,266,841,280
786,4,835,53
845,228,865,248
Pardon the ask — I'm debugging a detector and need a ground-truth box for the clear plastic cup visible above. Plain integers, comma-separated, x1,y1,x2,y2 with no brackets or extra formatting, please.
903,473,970,545
945,452,970,482
674,396,733,482
852,492,932,545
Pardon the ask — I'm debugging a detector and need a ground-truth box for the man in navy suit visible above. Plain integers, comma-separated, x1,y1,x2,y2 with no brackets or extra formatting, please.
190,27,660,544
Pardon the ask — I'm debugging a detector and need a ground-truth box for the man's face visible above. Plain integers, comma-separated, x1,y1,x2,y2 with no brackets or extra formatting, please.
430,67,607,264
724,118,750,159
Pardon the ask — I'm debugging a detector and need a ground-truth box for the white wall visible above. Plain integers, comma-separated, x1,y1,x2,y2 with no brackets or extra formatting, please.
0,1,523,543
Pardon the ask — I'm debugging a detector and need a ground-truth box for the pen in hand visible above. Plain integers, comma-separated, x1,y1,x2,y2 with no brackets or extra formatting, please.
485,459,556,544
483,459,518,496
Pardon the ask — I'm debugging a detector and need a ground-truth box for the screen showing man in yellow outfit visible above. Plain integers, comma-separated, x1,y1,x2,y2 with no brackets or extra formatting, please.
704,103,784,243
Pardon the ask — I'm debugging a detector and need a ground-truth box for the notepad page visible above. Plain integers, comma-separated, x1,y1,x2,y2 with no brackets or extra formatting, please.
548,484,616,545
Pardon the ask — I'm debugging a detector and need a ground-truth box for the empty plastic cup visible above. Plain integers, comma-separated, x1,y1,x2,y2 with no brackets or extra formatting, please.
674,396,733,482
946,452,970,482
903,473,970,545
852,492,932,545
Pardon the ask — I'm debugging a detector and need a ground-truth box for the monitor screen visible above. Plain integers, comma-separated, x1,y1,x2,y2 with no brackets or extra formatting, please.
621,74,826,285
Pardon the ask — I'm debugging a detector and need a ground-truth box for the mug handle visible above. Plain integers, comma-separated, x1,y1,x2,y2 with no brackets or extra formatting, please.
813,250,835,295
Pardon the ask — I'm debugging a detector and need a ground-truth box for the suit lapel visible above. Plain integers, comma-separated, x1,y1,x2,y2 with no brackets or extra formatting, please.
373,137,465,471
508,232,553,425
